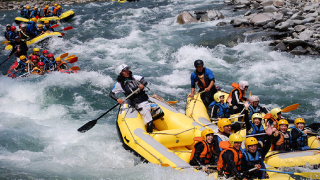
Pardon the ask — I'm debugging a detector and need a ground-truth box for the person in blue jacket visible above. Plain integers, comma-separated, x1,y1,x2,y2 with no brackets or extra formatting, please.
26,18,39,38
22,6,31,19
248,95,268,120
30,6,40,18
7,26,17,43
245,112,266,146
4,24,11,41
290,118,310,151
208,91,233,120
189,59,217,108
43,20,54,31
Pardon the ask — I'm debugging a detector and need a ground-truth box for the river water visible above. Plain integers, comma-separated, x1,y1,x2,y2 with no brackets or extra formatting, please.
0,0,320,179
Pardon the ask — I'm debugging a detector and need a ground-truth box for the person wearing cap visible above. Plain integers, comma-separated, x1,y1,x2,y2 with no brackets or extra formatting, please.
189,59,217,108
40,50,49,62
53,5,61,17
18,24,30,41
45,54,55,71
109,64,154,133
4,24,11,41
7,36,28,62
54,57,68,71
28,48,41,60
30,6,40,18
248,95,268,120
43,20,54,32
190,129,217,171
290,118,311,151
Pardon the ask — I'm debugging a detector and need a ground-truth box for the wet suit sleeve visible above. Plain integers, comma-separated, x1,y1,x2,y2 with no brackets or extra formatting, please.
272,133,280,145
222,150,243,180
208,105,219,119
191,72,196,88
109,82,125,101
9,44,17,56
291,128,303,140
244,110,252,132
241,152,256,170
193,143,206,165
261,135,272,158
213,135,221,159
233,90,243,105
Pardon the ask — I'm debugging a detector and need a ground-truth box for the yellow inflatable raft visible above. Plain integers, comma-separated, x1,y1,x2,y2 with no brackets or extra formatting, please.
14,10,75,24
5,32,63,51
116,95,293,179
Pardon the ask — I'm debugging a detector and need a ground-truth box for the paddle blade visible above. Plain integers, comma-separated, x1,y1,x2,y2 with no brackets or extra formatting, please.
65,55,76,61
167,101,178,105
63,26,73,31
249,91,251,97
282,103,299,113
306,123,320,131
61,33,65,36
296,172,320,179
51,24,59,28
60,53,69,58
70,66,80,70
1,41,10,45
68,57,78,64
78,120,98,133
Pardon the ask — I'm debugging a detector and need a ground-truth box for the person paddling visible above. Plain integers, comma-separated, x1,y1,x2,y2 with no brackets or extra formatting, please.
4,24,11,41
109,64,154,133
7,26,17,43
189,59,217,108
7,36,28,62
43,20,54,32
54,57,68,71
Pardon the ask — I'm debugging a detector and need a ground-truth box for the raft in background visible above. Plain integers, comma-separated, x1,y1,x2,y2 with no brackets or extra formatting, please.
14,10,75,24
5,32,63,51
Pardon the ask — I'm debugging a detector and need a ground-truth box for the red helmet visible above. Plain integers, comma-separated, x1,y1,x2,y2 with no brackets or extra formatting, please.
19,24,22,28
42,50,49,54
11,26,16,31
48,54,54,58
37,62,44,67
31,55,38,60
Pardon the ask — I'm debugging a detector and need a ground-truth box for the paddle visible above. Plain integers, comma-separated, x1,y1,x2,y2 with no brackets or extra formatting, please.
60,53,69,58
167,101,178,105
69,66,80,71
306,123,320,131
1,40,10,45
61,33,65,36
78,88,141,133
58,26,73,32
65,55,76,61
260,168,320,179
245,133,267,138
281,103,299,113
50,24,59,29
228,167,258,180
68,57,78,64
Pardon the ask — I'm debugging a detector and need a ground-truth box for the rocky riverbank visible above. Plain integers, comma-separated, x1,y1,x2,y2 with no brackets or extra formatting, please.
177,0,320,55
0,0,112,11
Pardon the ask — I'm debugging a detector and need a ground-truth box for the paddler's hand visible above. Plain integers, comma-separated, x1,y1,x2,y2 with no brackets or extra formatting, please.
303,129,308,134
272,127,277,132
6,56,10,60
254,164,261,170
138,84,144,90
274,130,279,137
265,123,273,136
189,94,194,99
202,166,208,172
204,87,210,92
244,101,250,110
117,99,125,104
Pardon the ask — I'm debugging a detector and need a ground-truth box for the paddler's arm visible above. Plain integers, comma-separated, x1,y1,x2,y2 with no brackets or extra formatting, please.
223,150,244,180
205,68,215,92
193,143,206,166
261,124,273,158
109,83,125,104
205,80,214,92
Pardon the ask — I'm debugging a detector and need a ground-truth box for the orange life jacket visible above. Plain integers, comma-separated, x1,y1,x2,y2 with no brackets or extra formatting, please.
275,131,290,148
228,82,245,102
56,61,68,71
53,7,59,15
217,147,242,174
264,113,278,128
190,137,214,164
32,67,45,75
43,8,49,14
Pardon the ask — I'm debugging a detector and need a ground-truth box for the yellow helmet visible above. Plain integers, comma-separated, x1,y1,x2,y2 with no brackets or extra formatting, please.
229,133,243,147
277,119,289,130
33,48,40,53
20,55,26,60
58,5,61,9
213,91,225,103
45,5,49,9
44,20,49,24
217,118,231,132
201,129,214,141
55,57,61,62
54,4,58,6
31,17,37,23
294,118,305,127
26,6,30,10
271,108,282,119
252,113,263,121
38,24,43,28
245,137,258,149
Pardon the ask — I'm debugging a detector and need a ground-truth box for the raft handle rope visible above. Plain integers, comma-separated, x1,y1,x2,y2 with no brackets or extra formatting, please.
149,127,195,137
189,90,205,118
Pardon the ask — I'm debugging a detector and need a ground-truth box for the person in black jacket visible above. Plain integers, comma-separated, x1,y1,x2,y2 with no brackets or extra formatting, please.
6,36,28,62
290,118,310,151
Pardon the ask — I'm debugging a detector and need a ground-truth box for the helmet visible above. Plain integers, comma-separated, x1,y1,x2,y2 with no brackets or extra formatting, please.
58,5,61,8
20,55,26,60
38,24,43,28
37,62,44,67
48,54,54,58
252,113,263,121
213,91,225,103
217,118,231,132
31,17,37,23
6,24,11,27
245,137,258,149
239,81,249,90
277,119,289,130
248,95,259,103
55,57,61,62
21,24,27,28
115,64,130,75
201,129,214,141
44,20,49,24
194,59,204,67
229,134,243,147
19,24,22,28
31,55,38,60
44,5,49,9
33,48,40,53
35,6,38,9
42,50,49,54
15,35,21,39
54,4,58,6
26,6,30,10
11,26,16,31
294,118,305,127
271,108,282,119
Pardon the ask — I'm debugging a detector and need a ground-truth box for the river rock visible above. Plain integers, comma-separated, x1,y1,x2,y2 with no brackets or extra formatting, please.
290,46,307,55
273,42,287,51
275,22,290,31
294,25,307,32
200,10,224,22
263,21,276,28
263,5,278,13
250,14,272,24
273,0,284,7
261,0,274,6
299,29,314,40
177,11,198,25
305,12,318,18
232,18,250,27
216,22,228,26
304,17,316,23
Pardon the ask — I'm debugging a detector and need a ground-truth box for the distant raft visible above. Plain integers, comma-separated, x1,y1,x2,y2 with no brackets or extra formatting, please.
14,10,75,24
5,32,63,51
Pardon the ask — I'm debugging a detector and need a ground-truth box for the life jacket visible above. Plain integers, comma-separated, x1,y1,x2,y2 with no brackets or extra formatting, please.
56,61,69,71
32,67,45,75
28,53,40,60
27,21,37,35
44,25,54,32
217,147,242,174
228,82,245,103
20,9,24,16
53,7,59,16
264,113,278,128
243,151,266,178
31,10,39,18
40,55,49,63
248,105,262,119
194,68,210,89
44,8,49,15
247,121,265,141
275,131,290,151
209,101,230,118
190,137,214,164
19,30,29,41
26,60,36,72
7,31,16,42
120,78,149,105
290,127,308,148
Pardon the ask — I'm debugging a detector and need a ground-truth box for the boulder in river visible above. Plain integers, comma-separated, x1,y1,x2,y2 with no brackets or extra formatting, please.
177,11,198,25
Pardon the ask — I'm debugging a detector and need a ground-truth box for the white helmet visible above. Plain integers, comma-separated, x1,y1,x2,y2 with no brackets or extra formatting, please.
249,95,259,103
21,24,27,28
239,81,249,90
115,64,130,75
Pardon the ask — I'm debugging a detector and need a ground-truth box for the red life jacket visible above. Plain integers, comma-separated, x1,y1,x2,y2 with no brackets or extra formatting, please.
228,82,245,102
217,147,242,174
190,137,214,164
53,7,59,16
264,113,278,128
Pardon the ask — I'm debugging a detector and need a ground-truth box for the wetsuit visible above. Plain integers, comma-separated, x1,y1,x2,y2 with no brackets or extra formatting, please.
248,104,268,120
244,109,265,142
272,131,291,151
9,41,28,58
190,137,216,166
291,127,310,151
208,101,232,119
